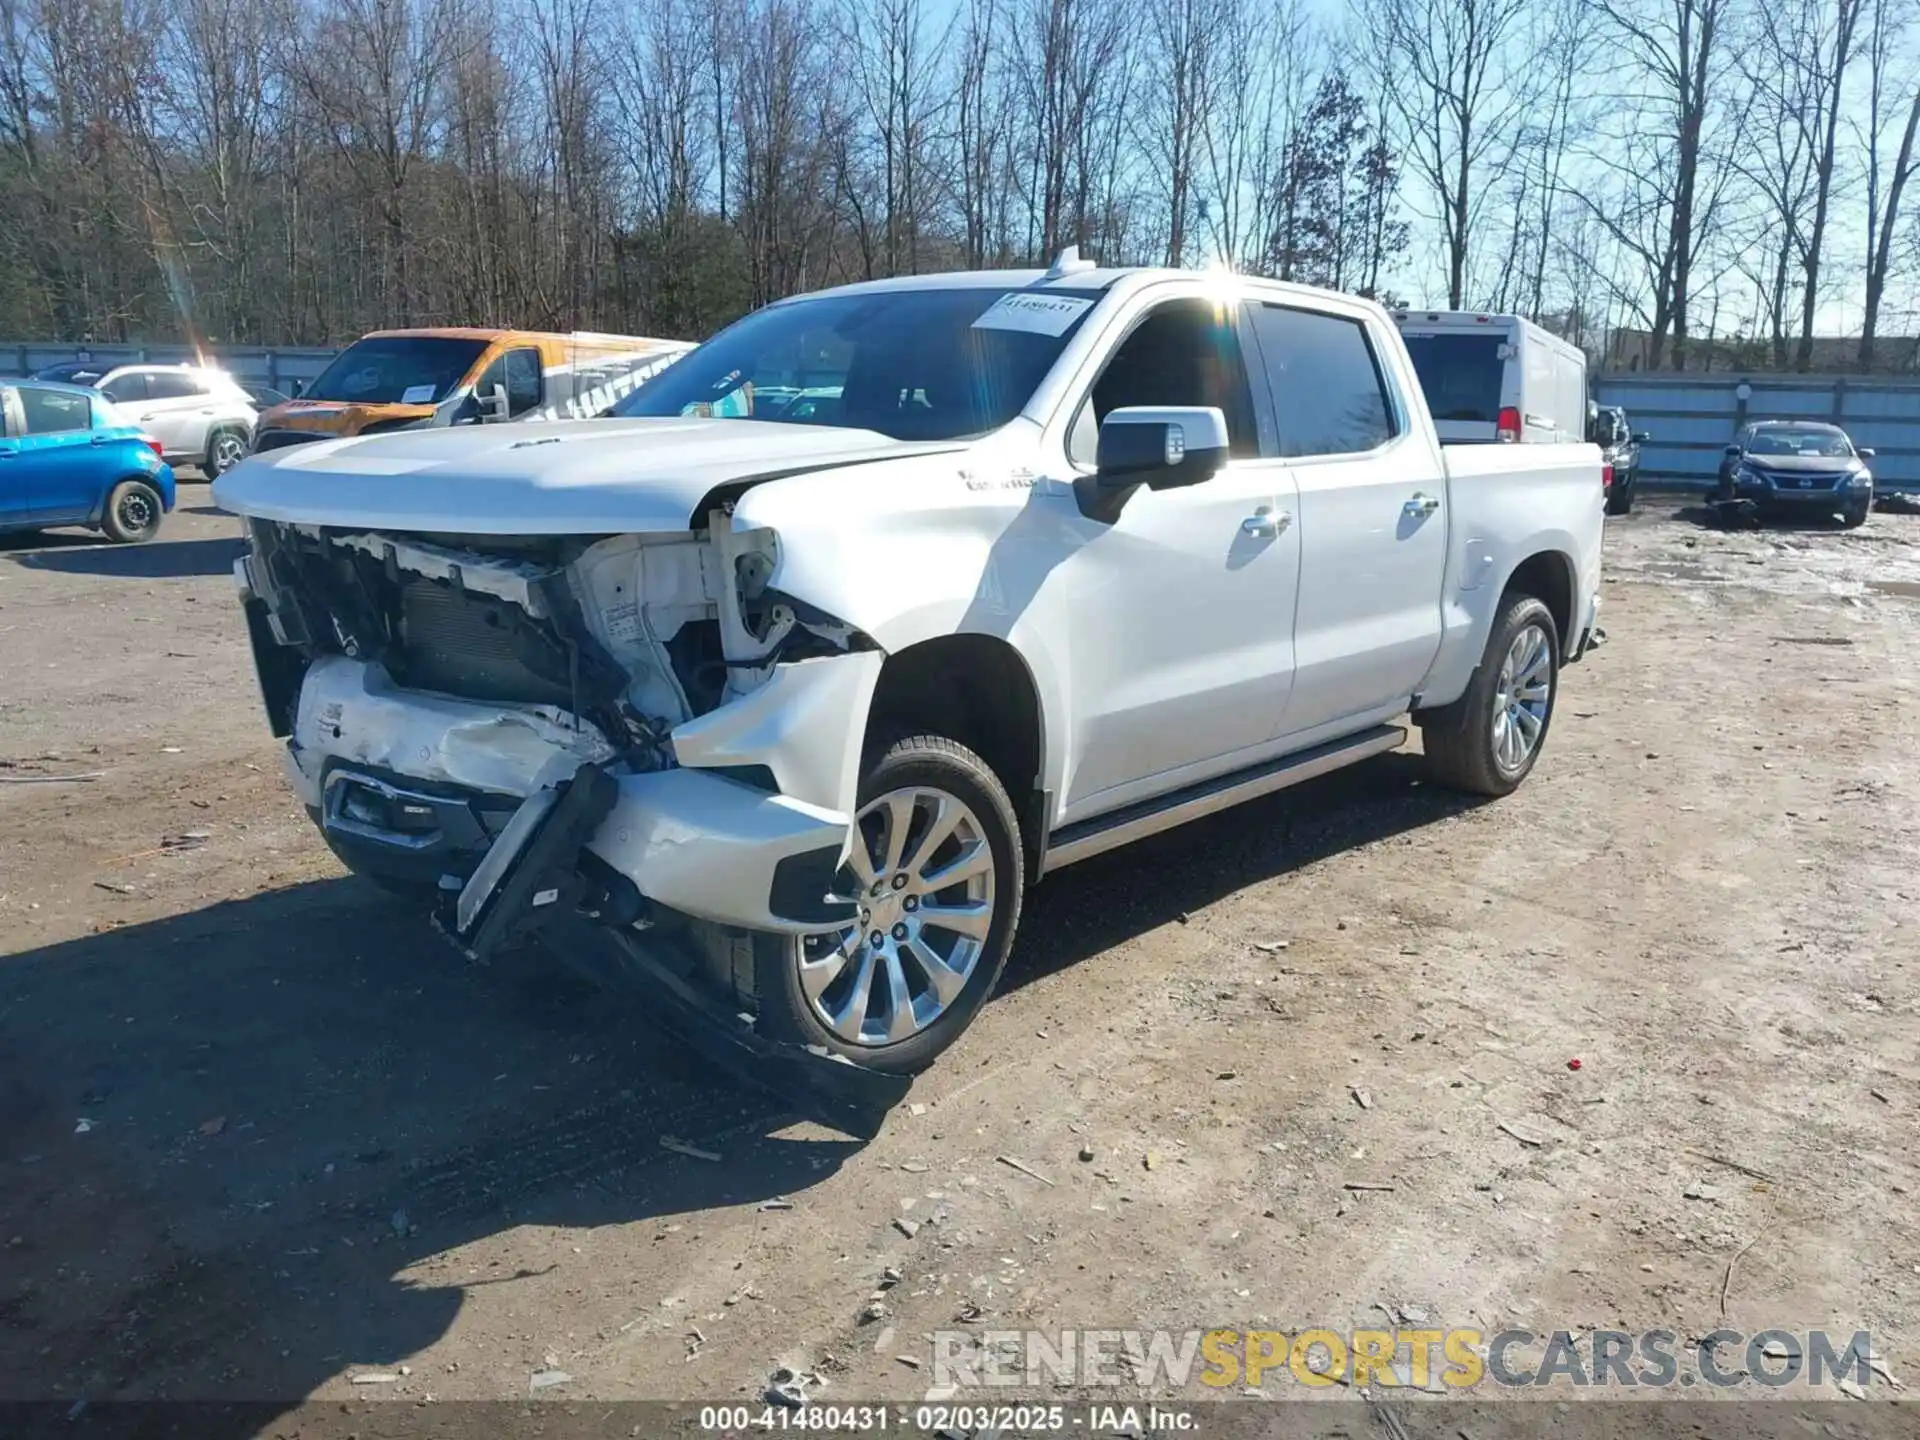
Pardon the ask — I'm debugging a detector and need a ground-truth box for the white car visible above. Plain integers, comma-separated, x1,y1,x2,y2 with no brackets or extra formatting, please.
94,364,257,478
215,256,1605,1081
1391,310,1589,446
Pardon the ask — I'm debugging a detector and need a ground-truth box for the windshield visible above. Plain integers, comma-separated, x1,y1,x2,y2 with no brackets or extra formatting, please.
1746,427,1853,459
302,336,490,405
1398,332,1505,422
610,286,1105,441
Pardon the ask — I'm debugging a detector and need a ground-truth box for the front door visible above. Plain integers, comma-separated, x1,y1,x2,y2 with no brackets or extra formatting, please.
1245,301,1448,738
13,386,102,523
0,387,32,524
1049,297,1302,818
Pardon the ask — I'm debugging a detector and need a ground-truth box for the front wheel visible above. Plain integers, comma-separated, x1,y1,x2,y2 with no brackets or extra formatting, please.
1419,593,1560,797
755,735,1025,1074
1842,498,1870,528
101,479,164,543
1605,474,1635,516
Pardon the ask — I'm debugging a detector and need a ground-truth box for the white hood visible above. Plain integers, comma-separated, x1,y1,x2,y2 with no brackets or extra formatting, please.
213,417,957,534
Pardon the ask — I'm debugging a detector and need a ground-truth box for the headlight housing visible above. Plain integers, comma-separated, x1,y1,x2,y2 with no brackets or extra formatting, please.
1846,468,1873,489
1734,462,1759,484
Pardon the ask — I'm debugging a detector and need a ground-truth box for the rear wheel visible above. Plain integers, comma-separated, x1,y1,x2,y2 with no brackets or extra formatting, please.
205,427,247,477
755,735,1024,1074
1419,593,1560,797
101,479,163,543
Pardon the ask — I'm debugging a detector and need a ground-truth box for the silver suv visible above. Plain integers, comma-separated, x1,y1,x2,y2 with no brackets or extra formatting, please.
94,365,257,478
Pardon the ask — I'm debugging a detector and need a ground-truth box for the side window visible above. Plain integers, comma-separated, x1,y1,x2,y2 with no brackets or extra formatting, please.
19,387,94,435
1248,304,1397,457
1070,298,1259,466
473,348,545,419
504,348,543,416
145,371,203,401
101,373,149,404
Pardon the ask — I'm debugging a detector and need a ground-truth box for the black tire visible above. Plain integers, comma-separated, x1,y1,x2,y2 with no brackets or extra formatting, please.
101,479,164,543
754,735,1025,1074
1605,474,1634,516
1419,592,1561,797
1842,498,1870,528
205,426,248,478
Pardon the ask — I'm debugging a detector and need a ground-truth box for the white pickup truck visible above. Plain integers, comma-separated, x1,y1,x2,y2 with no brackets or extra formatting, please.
215,255,1604,1080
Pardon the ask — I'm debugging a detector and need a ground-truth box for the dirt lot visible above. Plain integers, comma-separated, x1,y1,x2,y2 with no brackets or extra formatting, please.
1,486,1917,1420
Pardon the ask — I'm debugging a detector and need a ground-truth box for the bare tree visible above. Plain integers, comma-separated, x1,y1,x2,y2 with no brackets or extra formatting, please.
1580,0,1749,369
1366,0,1533,306
1857,0,1920,367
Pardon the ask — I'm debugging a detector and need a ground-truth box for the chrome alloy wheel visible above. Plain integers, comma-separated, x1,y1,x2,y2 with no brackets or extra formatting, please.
210,431,247,474
797,786,997,1046
1491,621,1553,773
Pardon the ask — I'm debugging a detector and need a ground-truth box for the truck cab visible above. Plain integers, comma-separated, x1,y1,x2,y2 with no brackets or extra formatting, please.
217,260,1603,1080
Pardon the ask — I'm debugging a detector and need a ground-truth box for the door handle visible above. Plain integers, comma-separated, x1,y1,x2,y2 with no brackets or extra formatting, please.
1404,493,1441,517
1242,506,1291,538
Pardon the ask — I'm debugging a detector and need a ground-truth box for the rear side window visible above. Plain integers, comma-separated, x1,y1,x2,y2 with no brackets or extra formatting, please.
1397,331,1504,424
101,373,149,404
19,387,93,435
145,371,204,400
1249,305,1397,456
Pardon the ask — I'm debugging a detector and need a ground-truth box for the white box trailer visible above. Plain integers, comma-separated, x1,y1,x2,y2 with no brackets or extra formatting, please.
1390,310,1589,446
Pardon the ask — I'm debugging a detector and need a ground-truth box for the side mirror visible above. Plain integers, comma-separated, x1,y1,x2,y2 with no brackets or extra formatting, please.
1634,430,1651,442
1858,446,1876,459
1723,443,1741,457
477,383,510,423
1074,406,1229,523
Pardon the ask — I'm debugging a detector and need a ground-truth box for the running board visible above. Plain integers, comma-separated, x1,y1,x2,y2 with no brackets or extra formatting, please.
1040,724,1407,875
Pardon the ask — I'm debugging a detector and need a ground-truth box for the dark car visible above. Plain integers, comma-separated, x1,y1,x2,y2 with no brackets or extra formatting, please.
1589,405,1648,516
1716,421,1875,527
240,382,292,410
32,360,107,387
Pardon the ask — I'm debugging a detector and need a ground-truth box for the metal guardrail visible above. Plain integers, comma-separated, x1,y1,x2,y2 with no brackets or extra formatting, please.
1595,372,1920,493
3,341,339,389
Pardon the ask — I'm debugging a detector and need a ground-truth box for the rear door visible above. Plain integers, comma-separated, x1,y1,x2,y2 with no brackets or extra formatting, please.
13,385,102,522
1249,299,1449,740
133,370,216,459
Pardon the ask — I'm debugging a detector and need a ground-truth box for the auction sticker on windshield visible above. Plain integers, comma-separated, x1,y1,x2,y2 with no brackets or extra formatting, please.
973,293,1094,336
401,384,438,404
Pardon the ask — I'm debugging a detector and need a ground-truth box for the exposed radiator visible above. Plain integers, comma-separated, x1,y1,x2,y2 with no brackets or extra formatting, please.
395,581,574,708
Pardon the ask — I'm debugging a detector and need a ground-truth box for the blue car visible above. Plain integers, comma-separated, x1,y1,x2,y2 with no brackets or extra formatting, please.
0,380,176,543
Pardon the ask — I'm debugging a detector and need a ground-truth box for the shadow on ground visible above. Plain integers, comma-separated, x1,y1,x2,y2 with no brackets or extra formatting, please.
2,535,244,578
0,749,1477,1422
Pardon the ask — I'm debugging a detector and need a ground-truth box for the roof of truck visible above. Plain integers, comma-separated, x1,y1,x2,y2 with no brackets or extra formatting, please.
777,265,1394,317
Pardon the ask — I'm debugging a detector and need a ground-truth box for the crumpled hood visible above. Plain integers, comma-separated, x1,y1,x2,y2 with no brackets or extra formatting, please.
213,417,960,533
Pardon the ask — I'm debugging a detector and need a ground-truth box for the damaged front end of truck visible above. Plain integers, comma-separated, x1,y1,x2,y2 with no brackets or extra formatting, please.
231,506,908,1110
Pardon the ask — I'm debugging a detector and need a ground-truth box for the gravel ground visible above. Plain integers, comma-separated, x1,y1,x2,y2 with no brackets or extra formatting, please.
0,486,1916,1421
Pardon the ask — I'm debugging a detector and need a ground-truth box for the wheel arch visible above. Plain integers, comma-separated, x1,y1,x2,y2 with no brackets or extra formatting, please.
862,633,1049,868
1500,549,1576,654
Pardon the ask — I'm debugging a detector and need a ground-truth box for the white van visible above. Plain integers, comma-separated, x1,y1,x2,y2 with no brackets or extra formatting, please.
1390,311,1588,445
